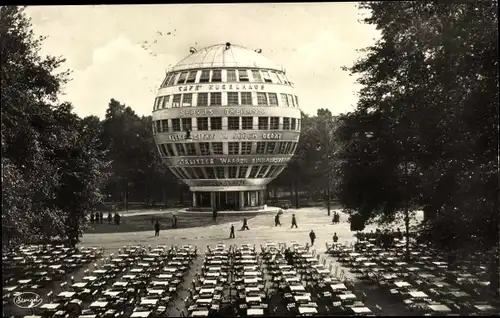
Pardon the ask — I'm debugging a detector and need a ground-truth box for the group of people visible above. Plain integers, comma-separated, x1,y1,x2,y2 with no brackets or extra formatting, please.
332,211,340,224
151,214,178,237
357,228,404,248
274,211,298,228
90,211,121,225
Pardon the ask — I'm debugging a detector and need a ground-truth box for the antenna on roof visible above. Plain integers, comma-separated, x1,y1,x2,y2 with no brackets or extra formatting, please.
255,49,262,53
225,42,231,50
189,47,197,54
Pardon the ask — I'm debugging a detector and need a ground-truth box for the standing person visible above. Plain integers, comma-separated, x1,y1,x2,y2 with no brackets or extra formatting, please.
241,218,250,231
212,208,218,222
309,230,316,246
114,212,121,225
108,212,113,224
333,232,339,245
291,214,298,228
275,212,282,227
154,221,160,237
99,212,104,224
90,213,95,224
229,224,235,239
172,215,178,228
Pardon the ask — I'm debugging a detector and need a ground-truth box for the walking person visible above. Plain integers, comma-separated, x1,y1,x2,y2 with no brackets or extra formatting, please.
108,212,112,224
275,212,282,227
309,230,316,246
333,232,339,244
154,221,160,237
172,215,178,228
291,214,298,228
241,218,250,231
114,212,121,225
212,208,218,222
99,211,104,224
229,224,235,239
90,213,95,224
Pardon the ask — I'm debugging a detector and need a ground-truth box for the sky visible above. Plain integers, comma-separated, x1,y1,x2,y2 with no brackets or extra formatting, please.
26,3,381,119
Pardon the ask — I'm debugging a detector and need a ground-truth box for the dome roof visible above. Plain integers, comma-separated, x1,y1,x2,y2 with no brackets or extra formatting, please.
170,43,283,72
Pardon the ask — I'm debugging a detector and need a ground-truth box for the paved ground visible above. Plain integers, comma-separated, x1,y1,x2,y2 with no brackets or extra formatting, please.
81,207,423,255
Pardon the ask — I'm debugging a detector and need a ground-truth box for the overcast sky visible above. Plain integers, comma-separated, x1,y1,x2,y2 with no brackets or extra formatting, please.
26,3,380,119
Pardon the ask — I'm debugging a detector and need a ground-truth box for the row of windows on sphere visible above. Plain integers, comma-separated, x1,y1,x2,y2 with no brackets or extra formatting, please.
161,69,291,88
153,117,300,133
158,141,298,157
153,92,299,110
170,165,285,180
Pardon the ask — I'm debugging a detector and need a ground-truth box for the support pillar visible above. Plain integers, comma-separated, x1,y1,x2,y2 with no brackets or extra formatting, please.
192,192,197,208
210,192,215,210
239,191,244,210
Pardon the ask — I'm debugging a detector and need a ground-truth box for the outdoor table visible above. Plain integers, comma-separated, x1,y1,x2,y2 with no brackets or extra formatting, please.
285,277,300,283
338,294,357,300
34,271,48,276
245,287,261,293
113,281,128,287
49,265,62,270
89,301,108,308
130,268,143,273
301,254,314,258
123,274,137,280
278,265,292,270
196,298,212,304
450,291,469,298
140,299,158,306
57,291,76,298
330,283,347,291
409,291,428,298
18,279,32,284
152,281,169,286
394,281,411,288
157,274,173,279
203,279,217,286
298,307,318,315
147,289,164,295
317,269,330,275
82,276,98,281
290,285,306,292
245,296,262,303
306,258,318,263
72,282,87,288
4,286,17,292
190,310,209,317
207,267,222,271
428,304,451,312
163,268,177,273
363,262,377,267
93,269,107,274
247,308,264,316
294,295,311,303
104,291,122,297
474,304,496,311
351,307,372,314
282,271,297,276
205,272,220,277
40,303,61,310
130,312,151,318
244,271,260,276
244,278,258,284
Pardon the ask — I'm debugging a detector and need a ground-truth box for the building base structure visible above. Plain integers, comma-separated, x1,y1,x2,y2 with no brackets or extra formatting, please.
190,189,266,212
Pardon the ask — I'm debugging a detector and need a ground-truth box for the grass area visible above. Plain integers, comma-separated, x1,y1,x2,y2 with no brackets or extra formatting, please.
84,212,259,234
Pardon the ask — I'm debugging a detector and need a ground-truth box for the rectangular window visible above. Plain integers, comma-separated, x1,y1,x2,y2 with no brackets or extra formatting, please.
238,166,248,178
227,92,239,105
172,119,181,132
270,117,279,130
216,167,225,179
228,142,240,155
166,144,175,156
241,92,252,105
177,72,188,84
257,92,268,106
193,167,206,179
284,142,292,154
161,119,168,132
162,95,170,108
185,71,197,83
258,117,269,130
167,74,177,86
238,69,249,82
175,144,186,156
291,118,296,130
156,120,162,133
227,69,237,82
283,118,290,130
172,94,182,108
270,71,280,84
181,118,192,131
242,117,253,130
205,168,215,179
199,143,210,155
268,93,278,106
257,167,267,178
210,92,221,106
211,142,223,155
199,70,210,83
197,93,208,106
185,143,196,155
210,117,222,130
276,72,287,84
279,142,288,154
249,166,260,178
262,71,272,83
266,142,277,154
289,94,296,107
266,166,278,178
241,142,252,155
251,70,263,82
296,119,301,130
155,97,162,110
256,142,266,154
294,95,299,107
211,70,222,82
197,117,208,131
182,93,193,107
228,166,238,178
280,93,289,107
228,117,240,130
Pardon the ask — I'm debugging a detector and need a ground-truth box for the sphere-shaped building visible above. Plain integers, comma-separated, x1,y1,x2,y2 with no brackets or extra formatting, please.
152,43,301,211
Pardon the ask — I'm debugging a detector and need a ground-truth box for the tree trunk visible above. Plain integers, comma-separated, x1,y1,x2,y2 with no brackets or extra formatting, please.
293,179,299,209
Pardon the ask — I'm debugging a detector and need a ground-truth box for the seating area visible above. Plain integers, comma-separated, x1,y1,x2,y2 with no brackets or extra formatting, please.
3,244,103,309
3,241,498,317
326,237,500,316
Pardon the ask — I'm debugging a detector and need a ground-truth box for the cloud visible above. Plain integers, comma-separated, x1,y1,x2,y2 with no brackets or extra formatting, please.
61,35,177,118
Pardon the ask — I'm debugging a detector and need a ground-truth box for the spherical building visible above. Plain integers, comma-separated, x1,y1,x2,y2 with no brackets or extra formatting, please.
152,43,301,211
